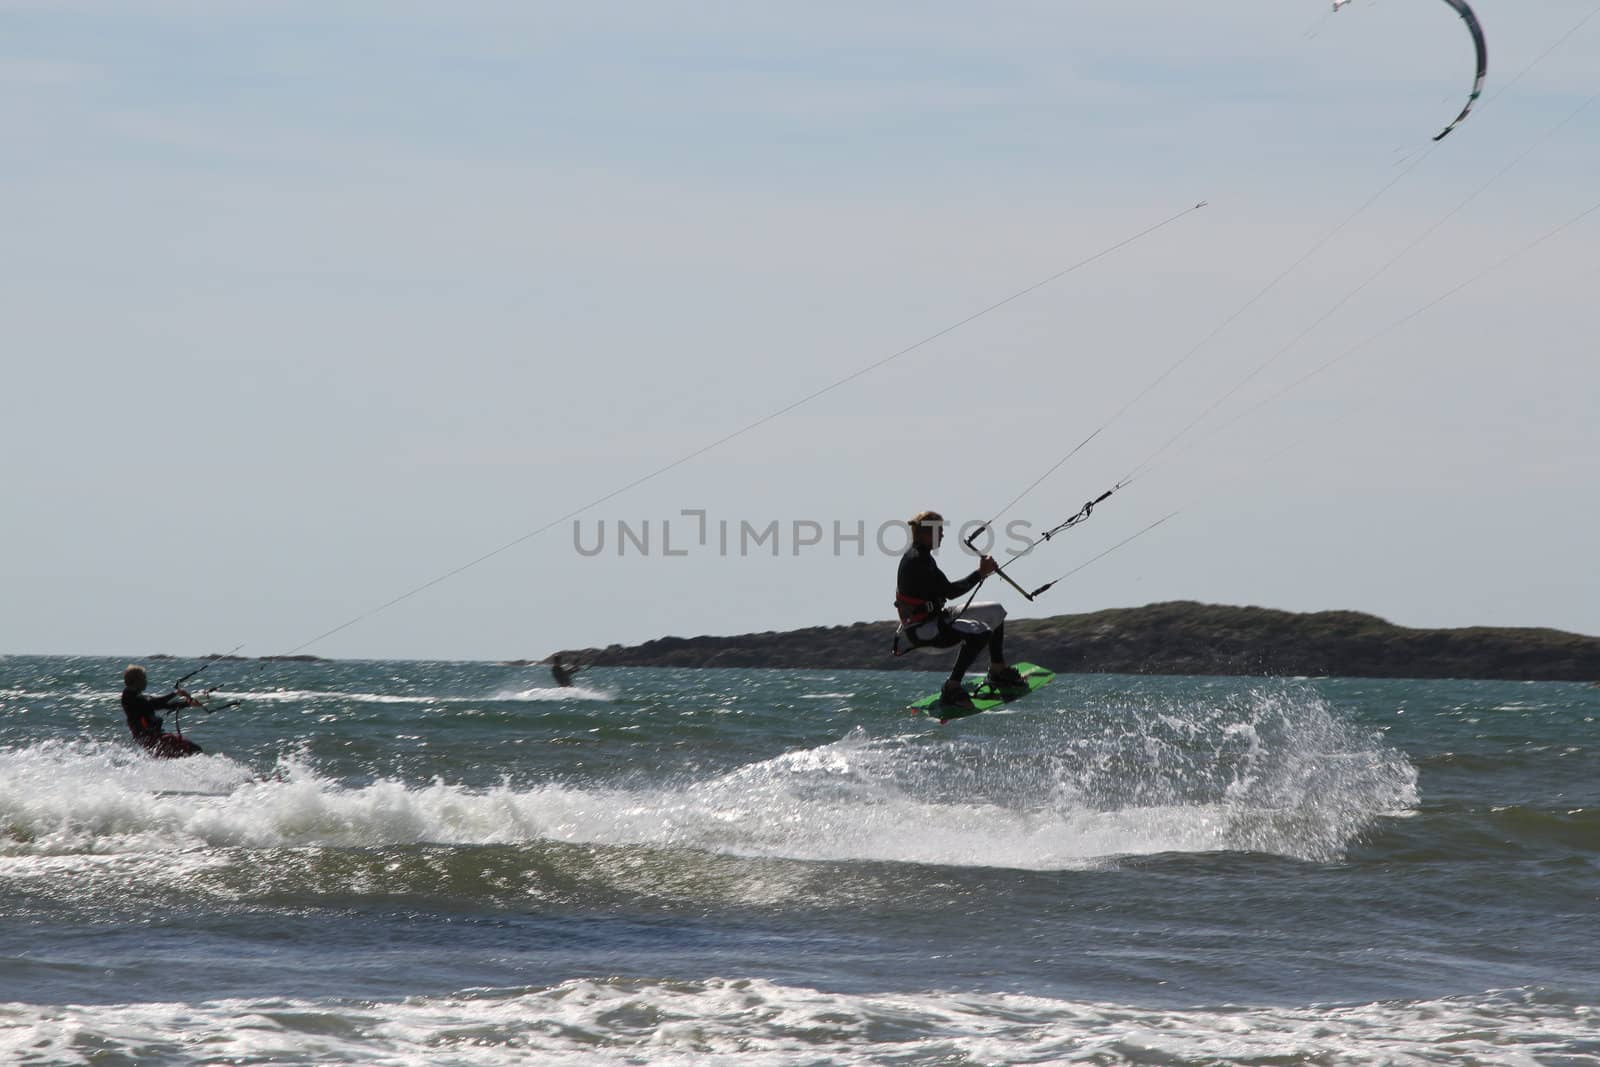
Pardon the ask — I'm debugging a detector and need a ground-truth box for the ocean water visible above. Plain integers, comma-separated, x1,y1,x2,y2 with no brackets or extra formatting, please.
1,656,1596,1066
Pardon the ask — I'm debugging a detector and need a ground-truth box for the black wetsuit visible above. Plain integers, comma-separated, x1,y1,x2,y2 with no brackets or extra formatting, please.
121,688,200,756
896,546,1005,678
551,663,578,687
896,544,983,615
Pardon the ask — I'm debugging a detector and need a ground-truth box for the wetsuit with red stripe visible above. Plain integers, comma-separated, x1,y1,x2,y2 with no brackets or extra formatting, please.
895,545,983,625
894,545,1009,685
121,688,201,757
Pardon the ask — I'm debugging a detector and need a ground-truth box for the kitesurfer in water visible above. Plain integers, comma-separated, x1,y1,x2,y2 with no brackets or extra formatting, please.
119,664,202,758
894,510,1026,705
550,655,582,688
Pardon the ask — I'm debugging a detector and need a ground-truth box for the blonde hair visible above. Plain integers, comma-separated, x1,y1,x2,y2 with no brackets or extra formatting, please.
908,510,945,545
122,664,147,689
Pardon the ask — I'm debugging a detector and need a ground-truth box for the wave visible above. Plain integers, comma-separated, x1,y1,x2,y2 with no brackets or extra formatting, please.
233,685,614,705
6,686,612,708
0,686,1413,869
1485,804,1600,850
627,683,1417,867
0,981,1588,1067
488,686,613,703
223,688,438,704
1407,804,1600,857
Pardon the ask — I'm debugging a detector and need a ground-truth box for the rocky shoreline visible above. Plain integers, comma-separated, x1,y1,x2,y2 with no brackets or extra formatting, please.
560,601,1600,682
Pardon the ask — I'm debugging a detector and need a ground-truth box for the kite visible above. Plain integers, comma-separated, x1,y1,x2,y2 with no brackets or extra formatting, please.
1332,0,1488,140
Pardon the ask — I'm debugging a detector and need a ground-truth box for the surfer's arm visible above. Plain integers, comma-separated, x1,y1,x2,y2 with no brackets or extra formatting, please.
941,567,985,599
902,551,982,602
121,691,178,734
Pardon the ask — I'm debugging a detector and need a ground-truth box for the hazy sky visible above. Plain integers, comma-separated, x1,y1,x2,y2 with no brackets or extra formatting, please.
3,1,1597,661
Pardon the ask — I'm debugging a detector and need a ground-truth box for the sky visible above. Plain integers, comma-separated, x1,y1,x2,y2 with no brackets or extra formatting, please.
2,0,1597,662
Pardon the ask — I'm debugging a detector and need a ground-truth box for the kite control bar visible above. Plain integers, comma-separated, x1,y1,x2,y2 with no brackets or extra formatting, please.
963,484,1122,601
961,525,1039,602
171,644,245,690
168,647,247,733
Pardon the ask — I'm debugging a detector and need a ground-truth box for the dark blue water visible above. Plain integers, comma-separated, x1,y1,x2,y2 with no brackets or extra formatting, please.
2,657,1596,1064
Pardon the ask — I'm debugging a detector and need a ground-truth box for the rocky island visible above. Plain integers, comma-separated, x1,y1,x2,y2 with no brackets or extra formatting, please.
562,601,1600,682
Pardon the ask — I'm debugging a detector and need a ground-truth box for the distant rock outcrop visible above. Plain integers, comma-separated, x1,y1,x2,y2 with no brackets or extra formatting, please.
563,602,1600,681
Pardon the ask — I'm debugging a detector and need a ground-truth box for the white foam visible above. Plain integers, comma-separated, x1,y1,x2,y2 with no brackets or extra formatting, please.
219,688,439,704
489,686,613,702
219,686,613,704
0,685,1414,869
0,981,1586,1067
38,686,614,708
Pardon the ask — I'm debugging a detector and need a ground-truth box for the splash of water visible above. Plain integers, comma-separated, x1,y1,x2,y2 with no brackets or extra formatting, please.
0,685,1414,867
0,980,1583,1067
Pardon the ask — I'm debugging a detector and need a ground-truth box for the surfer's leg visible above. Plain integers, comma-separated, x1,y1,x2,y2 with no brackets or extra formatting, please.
942,610,995,684
956,603,1027,687
953,603,1008,666
948,630,987,682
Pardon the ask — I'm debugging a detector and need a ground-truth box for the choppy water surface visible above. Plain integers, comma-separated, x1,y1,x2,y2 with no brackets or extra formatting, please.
2,657,1596,1065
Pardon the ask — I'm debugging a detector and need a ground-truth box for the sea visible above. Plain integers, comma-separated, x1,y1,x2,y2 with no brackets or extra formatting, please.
1,655,1596,1066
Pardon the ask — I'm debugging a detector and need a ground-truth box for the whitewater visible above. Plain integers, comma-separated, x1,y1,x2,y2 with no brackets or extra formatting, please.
2,656,1595,1065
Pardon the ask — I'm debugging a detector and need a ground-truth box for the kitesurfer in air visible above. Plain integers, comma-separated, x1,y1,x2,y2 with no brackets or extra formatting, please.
894,510,1026,705
550,655,582,688
119,664,202,758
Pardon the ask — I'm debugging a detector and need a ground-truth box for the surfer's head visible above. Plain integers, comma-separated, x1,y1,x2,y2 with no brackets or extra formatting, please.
908,510,944,549
122,664,148,691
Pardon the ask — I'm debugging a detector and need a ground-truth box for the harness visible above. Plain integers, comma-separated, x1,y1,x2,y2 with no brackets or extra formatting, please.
892,591,951,657
893,591,941,627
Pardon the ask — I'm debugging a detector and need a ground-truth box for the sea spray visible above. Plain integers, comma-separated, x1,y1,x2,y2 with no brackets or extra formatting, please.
2,658,1595,1060
0,683,1414,867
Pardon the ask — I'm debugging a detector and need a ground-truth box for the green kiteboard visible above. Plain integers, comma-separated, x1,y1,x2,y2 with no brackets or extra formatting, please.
908,662,1056,723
